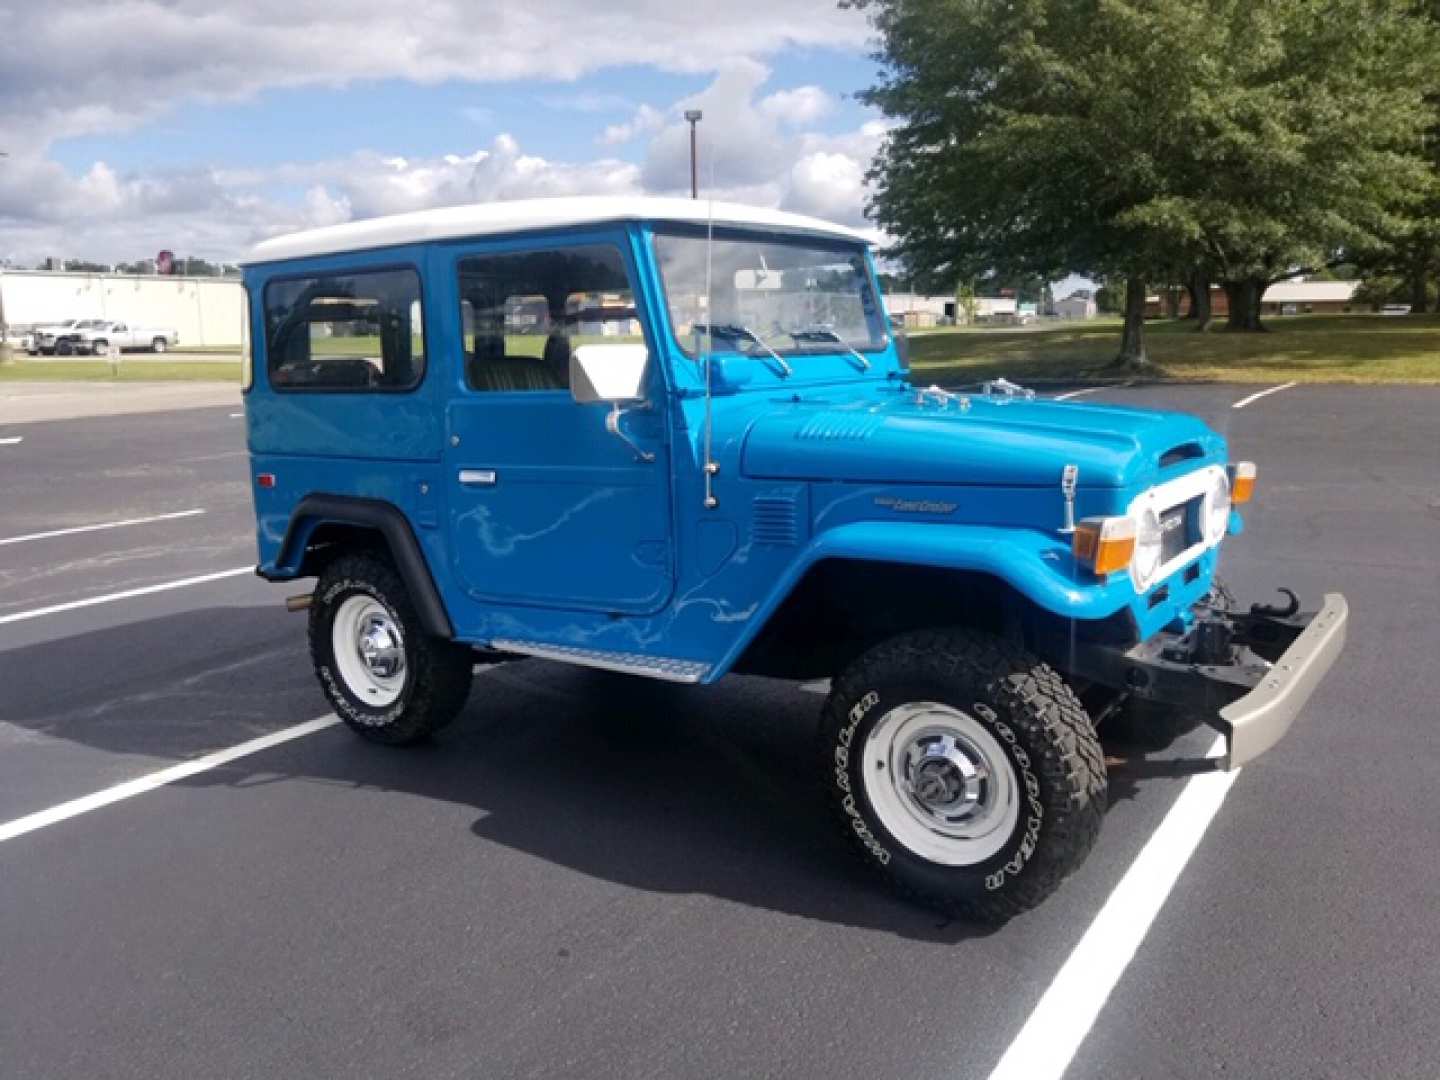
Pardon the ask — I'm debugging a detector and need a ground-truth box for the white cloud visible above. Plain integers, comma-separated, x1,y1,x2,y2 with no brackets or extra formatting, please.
786,151,867,221
0,1,869,149
759,86,835,127
600,105,666,146
642,60,790,193
0,10,889,265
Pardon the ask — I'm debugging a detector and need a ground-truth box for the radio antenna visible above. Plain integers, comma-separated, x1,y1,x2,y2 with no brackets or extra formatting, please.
701,145,719,510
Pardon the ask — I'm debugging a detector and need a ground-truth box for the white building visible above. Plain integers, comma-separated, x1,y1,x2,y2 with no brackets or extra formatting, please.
0,269,246,347
884,292,953,328
883,292,1027,326
1054,294,1098,319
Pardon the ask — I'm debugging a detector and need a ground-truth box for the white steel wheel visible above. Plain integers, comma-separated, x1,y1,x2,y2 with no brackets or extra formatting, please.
330,594,407,708
861,701,1020,866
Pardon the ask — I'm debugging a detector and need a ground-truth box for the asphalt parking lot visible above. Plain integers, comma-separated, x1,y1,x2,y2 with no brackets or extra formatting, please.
2,382,1438,1080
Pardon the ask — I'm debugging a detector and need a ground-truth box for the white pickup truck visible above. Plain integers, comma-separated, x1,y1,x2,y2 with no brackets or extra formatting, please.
27,318,98,354
56,321,179,355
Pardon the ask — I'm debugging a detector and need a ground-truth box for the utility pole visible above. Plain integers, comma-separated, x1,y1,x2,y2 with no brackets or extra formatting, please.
684,110,703,199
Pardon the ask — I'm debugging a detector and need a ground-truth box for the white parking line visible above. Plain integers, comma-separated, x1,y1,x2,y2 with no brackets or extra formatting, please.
1231,381,1297,409
229,412,244,418
986,735,1240,1080
0,436,23,445
0,715,339,844
1053,388,1101,401
0,508,206,547
0,566,253,626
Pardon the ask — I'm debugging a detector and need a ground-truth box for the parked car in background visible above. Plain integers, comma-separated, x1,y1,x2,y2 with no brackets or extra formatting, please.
54,320,179,355
28,318,97,354
1379,304,1412,316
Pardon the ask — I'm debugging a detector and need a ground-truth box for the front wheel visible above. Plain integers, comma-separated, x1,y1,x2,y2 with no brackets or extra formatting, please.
89,339,108,356
309,553,472,745
151,337,167,353
821,628,1106,923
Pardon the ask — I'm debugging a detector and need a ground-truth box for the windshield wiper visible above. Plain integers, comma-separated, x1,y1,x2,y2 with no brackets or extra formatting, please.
693,323,792,377
791,327,870,371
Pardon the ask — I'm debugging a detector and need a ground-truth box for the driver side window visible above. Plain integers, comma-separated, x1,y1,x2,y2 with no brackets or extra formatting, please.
456,245,641,393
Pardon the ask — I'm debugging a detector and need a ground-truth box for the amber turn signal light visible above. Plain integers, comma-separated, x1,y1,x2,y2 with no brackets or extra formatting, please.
1230,461,1257,505
1072,516,1136,577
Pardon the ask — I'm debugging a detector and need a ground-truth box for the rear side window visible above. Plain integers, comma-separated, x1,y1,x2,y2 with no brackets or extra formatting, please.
264,268,425,391
456,245,641,393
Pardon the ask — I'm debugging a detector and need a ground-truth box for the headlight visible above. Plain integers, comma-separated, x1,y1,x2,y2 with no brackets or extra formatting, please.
1202,470,1231,545
1131,506,1164,590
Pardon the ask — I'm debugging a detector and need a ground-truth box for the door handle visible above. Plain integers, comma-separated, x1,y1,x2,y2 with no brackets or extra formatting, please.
458,468,497,486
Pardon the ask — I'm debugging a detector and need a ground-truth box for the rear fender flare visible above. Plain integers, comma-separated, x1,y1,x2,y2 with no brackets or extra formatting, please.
267,494,453,639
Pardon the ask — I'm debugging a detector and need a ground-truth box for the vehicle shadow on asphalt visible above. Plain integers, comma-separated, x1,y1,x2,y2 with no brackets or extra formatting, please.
4,606,1199,942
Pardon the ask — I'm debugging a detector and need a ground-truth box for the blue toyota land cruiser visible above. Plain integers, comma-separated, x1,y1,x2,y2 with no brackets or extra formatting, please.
240,196,1347,921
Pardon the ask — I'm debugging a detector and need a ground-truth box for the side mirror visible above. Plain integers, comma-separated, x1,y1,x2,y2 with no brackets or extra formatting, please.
570,343,649,404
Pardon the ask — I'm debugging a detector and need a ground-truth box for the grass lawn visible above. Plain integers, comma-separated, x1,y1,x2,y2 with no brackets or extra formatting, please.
3,316,1434,386
0,360,241,382
908,313,1440,386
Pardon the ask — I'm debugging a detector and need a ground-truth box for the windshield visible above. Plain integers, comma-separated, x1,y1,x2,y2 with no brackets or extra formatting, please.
653,231,887,358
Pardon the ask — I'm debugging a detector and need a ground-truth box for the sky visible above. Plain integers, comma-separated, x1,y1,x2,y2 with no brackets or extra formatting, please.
0,1,893,267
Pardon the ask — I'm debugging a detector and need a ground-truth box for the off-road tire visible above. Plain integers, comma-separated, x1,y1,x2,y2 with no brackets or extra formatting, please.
820,628,1106,923
309,553,472,745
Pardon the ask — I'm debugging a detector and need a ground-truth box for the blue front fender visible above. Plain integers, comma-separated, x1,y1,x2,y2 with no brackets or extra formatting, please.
707,521,1135,680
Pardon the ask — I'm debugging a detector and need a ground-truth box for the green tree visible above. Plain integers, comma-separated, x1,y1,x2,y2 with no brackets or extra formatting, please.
1355,1,1440,313
849,0,1439,363
956,279,979,324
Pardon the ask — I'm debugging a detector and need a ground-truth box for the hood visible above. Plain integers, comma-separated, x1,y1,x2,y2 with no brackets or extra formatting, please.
740,393,1225,489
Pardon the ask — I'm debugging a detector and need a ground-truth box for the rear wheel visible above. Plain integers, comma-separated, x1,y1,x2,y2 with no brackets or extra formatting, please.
309,553,472,745
55,340,74,356
821,628,1106,923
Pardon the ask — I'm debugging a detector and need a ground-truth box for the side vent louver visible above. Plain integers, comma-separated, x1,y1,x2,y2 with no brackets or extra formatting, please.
752,495,799,547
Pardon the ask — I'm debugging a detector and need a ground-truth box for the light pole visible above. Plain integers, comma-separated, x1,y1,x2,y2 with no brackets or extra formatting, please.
684,110,702,199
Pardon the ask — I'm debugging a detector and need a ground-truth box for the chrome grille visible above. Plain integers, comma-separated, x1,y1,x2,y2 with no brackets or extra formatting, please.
1159,496,1200,564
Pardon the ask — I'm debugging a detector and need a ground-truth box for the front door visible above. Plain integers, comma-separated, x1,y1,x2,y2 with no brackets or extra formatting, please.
443,236,673,615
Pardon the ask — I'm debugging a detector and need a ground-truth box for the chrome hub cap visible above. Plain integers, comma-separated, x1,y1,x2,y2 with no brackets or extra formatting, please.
861,702,1020,866
332,595,407,707
357,615,404,679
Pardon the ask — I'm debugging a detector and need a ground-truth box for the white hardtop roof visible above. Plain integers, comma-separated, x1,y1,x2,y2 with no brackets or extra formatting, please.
243,196,872,266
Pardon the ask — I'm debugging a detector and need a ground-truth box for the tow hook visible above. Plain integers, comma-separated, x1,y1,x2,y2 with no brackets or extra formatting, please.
285,593,313,613
1252,588,1300,619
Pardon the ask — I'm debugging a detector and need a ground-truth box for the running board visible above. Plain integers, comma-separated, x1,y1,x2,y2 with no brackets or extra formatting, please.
488,639,711,684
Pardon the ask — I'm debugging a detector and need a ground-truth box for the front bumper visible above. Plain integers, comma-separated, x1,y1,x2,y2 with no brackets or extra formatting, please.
1217,594,1347,767
1060,590,1349,769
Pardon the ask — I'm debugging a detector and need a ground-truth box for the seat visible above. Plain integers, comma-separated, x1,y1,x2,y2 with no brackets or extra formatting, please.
541,332,571,388
467,332,567,392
